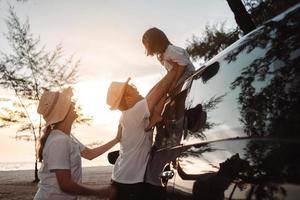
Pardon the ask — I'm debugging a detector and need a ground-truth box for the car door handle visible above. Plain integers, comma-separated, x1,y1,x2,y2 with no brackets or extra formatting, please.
161,170,175,180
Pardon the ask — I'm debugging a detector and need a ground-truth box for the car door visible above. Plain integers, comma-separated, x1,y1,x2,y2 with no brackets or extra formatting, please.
147,4,300,199
169,137,300,200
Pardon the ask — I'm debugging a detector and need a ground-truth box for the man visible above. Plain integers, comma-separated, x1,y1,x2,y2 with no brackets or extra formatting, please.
106,68,177,200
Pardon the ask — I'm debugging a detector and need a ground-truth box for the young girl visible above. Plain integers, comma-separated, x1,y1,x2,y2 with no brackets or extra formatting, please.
142,27,195,130
34,87,121,200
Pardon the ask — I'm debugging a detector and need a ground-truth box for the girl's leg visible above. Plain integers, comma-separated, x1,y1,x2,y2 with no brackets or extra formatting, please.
145,95,168,131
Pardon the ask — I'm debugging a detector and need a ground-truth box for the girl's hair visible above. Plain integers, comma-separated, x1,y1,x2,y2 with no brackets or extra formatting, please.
142,27,171,56
37,125,52,162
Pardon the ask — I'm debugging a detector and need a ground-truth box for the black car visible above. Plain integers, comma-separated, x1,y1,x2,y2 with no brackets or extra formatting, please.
109,3,300,200
143,3,300,200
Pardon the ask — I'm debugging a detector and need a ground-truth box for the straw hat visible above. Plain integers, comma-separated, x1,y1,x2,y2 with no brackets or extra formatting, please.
37,87,73,127
107,78,130,110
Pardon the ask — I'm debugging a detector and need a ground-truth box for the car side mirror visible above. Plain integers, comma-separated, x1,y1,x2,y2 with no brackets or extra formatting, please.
185,104,207,133
107,150,119,165
201,62,220,83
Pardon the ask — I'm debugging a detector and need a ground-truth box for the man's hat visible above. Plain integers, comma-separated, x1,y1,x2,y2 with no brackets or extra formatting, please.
106,78,130,110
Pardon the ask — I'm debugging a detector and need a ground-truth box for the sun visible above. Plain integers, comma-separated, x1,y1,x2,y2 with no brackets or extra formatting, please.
73,80,121,126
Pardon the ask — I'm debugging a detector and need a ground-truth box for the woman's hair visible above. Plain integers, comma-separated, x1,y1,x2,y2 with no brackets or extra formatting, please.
142,27,171,56
37,125,52,162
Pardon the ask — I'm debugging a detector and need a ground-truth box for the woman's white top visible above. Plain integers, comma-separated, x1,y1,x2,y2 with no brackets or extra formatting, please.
162,44,195,85
34,129,86,200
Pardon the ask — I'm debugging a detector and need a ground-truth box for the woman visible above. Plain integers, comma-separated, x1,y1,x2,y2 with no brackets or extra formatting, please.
34,87,121,200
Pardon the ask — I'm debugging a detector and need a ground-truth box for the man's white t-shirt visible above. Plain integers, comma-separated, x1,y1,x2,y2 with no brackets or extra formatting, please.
112,98,152,184
34,130,86,200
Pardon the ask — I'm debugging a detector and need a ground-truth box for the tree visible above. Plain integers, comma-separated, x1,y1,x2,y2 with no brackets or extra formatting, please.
0,7,91,182
227,0,256,34
242,0,299,25
187,0,299,65
186,23,241,64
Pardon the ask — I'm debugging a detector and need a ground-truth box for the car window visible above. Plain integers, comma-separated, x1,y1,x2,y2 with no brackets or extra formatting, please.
153,90,188,149
183,6,300,144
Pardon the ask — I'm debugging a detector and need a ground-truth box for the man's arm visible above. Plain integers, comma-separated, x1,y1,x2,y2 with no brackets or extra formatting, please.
146,67,177,113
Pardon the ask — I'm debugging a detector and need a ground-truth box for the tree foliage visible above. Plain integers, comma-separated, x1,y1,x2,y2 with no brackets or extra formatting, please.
0,7,92,181
1,8,79,97
187,0,299,64
228,8,300,138
243,0,300,25
186,24,241,64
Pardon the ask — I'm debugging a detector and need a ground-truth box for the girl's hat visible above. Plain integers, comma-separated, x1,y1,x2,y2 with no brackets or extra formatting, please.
37,87,73,127
107,78,131,110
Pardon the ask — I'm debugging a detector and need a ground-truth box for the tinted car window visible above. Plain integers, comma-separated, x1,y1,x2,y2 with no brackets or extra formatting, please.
183,5,300,144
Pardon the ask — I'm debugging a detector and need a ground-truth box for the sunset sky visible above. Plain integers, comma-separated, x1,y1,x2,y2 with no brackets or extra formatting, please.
0,0,236,169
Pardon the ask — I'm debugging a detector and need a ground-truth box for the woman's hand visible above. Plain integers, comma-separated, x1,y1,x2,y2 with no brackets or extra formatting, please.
96,186,111,198
114,124,122,142
108,185,117,200
81,124,122,160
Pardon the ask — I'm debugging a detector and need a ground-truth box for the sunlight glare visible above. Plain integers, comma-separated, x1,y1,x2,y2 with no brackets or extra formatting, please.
74,80,121,126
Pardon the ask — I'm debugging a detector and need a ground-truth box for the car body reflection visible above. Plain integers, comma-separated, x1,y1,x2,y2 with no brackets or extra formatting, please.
168,138,300,200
